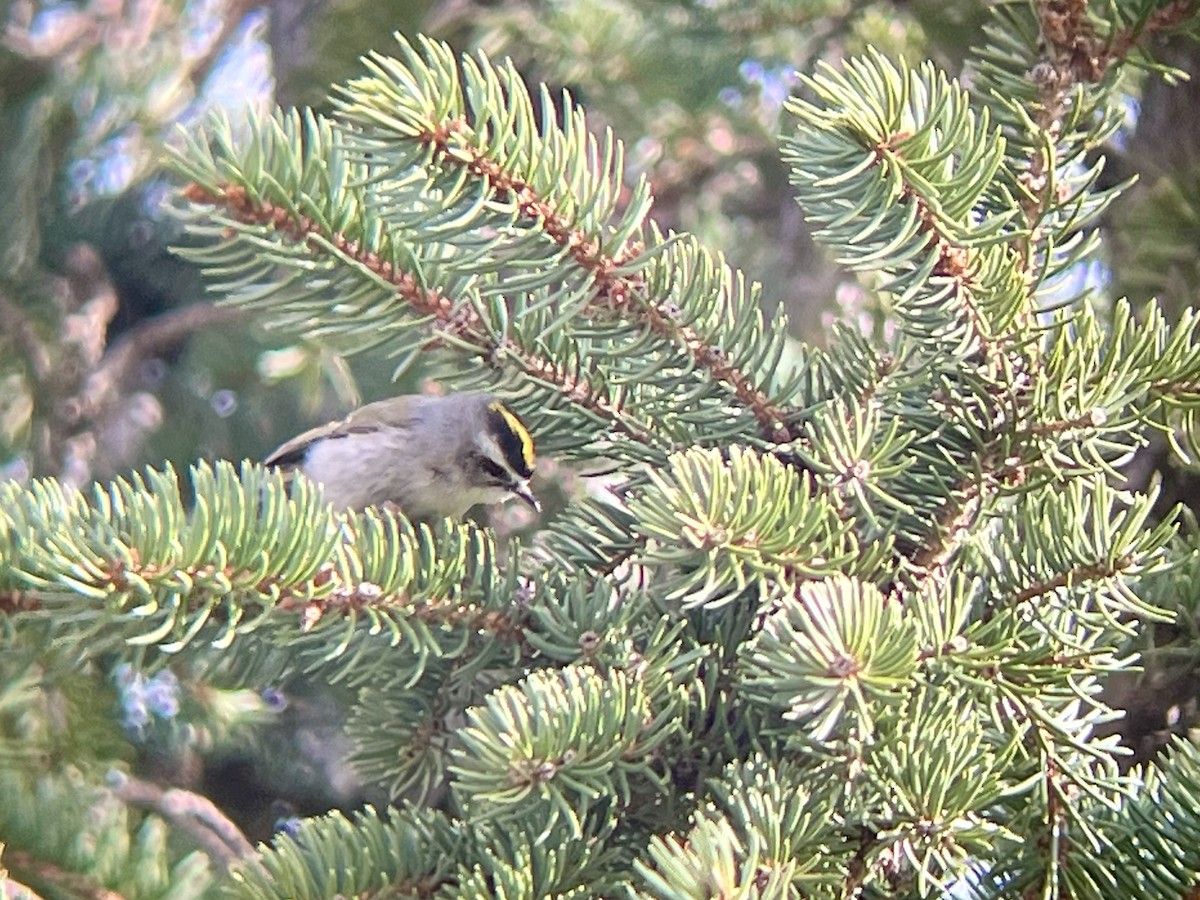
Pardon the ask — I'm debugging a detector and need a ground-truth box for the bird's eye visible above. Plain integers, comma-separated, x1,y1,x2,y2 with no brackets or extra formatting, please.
478,457,508,482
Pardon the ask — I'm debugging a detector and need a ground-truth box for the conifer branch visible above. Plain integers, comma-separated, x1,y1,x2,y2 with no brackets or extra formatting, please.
179,183,659,446
900,451,1024,595
1021,408,1108,438
1035,757,1070,899
0,462,530,675
274,576,527,645
1151,375,1200,399
1008,557,1133,606
6,11,1193,892
1016,0,1194,272
1105,0,1196,61
877,131,1022,351
1016,1,1097,271
93,538,527,645
906,482,985,579
413,120,795,441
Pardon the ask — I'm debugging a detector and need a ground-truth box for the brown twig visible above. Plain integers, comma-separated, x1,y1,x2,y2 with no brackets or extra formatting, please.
110,772,263,874
0,590,43,613
1008,558,1131,607
184,0,261,88
273,574,529,646
68,302,244,424
0,849,121,900
0,290,51,381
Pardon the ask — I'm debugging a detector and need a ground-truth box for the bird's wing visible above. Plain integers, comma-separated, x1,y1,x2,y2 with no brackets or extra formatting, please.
263,419,344,470
263,397,420,469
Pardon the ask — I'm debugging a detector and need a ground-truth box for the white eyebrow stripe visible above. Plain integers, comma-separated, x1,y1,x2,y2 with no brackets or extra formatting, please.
477,433,520,479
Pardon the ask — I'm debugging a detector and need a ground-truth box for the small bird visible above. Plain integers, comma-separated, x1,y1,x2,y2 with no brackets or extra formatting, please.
264,392,538,519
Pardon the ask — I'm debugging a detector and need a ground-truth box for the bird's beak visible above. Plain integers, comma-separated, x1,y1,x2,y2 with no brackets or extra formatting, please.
512,481,540,513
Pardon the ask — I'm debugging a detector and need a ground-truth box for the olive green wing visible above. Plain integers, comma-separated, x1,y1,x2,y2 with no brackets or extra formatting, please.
263,397,419,470
263,419,344,470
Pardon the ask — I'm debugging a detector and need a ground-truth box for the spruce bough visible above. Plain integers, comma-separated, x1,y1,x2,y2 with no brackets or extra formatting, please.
4,3,1200,897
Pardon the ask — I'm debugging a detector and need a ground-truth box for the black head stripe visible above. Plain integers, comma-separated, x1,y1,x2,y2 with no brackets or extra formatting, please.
486,403,535,479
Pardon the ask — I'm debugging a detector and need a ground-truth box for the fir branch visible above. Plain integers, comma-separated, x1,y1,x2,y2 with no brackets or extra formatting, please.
226,805,460,899
1153,377,1200,398
1020,407,1108,439
629,447,887,607
87,534,527,645
1007,557,1133,607
1105,0,1197,62
906,478,985,578
1013,1,1195,272
863,341,1090,605
898,450,1027,599
406,129,795,441
450,664,677,836
907,463,1171,623
1035,755,1070,900
867,134,1009,350
1015,1,1098,269
339,38,797,441
1,462,529,673
179,183,660,446
788,64,1023,348
273,574,528,646
1080,737,1200,894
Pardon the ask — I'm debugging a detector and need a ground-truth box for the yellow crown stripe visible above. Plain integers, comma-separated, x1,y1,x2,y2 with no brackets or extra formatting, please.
490,402,536,469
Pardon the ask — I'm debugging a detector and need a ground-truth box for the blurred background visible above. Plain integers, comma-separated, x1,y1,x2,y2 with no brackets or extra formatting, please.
2,0,1199,836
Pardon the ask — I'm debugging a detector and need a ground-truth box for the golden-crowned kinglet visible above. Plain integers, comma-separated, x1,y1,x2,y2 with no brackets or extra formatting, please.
264,392,538,519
